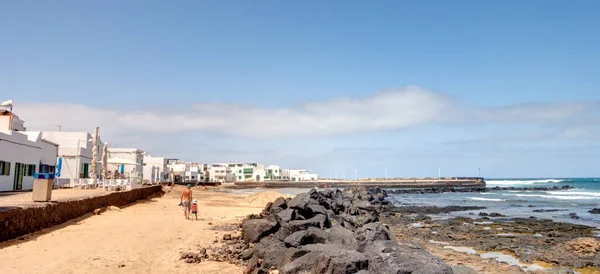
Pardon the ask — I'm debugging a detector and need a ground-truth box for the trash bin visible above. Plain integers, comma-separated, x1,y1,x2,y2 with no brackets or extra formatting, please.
32,179,53,202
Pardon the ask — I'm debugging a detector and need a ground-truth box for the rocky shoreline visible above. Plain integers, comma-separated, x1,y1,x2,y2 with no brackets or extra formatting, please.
179,187,600,273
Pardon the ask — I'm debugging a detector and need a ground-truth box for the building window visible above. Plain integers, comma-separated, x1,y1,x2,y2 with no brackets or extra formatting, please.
24,164,36,177
80,163,90,178
0,161,10,176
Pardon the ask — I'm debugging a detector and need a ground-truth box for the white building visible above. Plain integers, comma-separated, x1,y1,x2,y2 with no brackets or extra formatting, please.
185,164,203,183
143,154,169,184
40,131,102,186
283,169,318,182
208,163,228,182
106,148,144,181
0,110,58,191
225,162,267,182
264,165,282,181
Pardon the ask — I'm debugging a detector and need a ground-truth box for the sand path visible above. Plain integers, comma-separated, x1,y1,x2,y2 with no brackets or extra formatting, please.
0,187,263,274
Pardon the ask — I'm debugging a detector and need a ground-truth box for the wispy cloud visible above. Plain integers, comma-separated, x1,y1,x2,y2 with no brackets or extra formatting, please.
15,86,600,141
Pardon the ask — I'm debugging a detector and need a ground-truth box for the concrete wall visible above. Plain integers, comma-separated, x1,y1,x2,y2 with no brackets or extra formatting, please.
0,186,163,242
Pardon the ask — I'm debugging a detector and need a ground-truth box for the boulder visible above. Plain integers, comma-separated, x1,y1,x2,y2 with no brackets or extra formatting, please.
284,227,328,248
327,225,358,250
276,209,296,223
271,197,288,210
307,204,328,216
282,247,310,266
288,193,311,211
253,237,287,269
288,214,329,232
280,251,324,274
588,208,600,214
354,223,394,252
364,240,453,274
300,244,369,274
242,219,280,243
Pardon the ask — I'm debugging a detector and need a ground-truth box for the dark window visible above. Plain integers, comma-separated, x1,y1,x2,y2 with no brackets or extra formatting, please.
24,164,36,176
0,161,10,176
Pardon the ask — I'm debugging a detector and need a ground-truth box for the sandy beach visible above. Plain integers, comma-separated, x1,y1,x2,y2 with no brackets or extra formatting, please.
1,185,598,274
0,186,267,274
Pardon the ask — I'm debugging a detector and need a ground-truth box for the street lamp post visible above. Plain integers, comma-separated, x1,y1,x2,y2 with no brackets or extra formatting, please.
385,168,388,180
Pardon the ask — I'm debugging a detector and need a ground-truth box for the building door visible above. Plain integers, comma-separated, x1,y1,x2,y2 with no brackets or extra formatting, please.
13,163,24,190
256,175,260,181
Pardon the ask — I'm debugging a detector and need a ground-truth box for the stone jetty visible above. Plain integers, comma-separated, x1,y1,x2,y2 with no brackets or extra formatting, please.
240,187,453,274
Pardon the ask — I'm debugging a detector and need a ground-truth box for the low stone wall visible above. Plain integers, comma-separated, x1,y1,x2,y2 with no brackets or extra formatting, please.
0,186,163,242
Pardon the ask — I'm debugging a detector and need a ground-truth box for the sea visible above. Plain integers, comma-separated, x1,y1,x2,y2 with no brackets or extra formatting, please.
228,178,600,231
387,178,600,230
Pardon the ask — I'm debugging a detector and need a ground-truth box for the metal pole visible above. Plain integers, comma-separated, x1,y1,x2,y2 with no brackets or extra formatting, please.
354,170,357,181
478,168,481,177
385,168,388,180
438,168,441,179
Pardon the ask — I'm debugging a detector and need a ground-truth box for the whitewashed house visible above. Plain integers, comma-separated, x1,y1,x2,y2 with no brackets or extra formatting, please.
224,162,267,182
40,131,101,186
106,148,144,182
143,154,169,184
208,163,228,182
0,110,58,191
264,165,282,181
283,169,318,182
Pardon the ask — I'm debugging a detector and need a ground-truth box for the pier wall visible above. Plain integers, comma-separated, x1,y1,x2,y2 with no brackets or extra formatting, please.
229,179,485,189
0,186,163,242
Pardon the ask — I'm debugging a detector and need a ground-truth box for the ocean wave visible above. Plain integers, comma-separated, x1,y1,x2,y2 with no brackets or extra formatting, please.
503,194,599,200
486,179,564,185
546,191,600,197
467,197,506,202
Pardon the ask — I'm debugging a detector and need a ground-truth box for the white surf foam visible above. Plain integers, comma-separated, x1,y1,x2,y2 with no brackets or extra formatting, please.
503,193,599,200
486,179,564,186
546,191,600,197
467,197,506,202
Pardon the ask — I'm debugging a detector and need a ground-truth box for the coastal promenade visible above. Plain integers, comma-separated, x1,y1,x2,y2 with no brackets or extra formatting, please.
227,177,485,189
0,186,162,242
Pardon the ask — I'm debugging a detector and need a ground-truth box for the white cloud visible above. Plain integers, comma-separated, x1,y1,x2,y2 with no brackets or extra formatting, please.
14,86,600,142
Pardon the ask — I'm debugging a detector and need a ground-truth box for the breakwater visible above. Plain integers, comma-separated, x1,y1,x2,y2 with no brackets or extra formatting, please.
0,186,163,242
385,185,572,194
228,178,484,189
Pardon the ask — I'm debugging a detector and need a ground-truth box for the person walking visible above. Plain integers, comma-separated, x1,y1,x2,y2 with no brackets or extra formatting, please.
180,184,193,220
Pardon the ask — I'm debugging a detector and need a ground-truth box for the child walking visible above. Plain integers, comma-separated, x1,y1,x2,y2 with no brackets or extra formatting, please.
191,199,198,220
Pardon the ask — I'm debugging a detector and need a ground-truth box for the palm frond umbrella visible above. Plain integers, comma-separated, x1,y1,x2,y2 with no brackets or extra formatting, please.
91,127,99,186
101,142,108,181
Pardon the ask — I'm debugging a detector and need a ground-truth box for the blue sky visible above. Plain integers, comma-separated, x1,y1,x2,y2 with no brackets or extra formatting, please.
1,1,599,178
